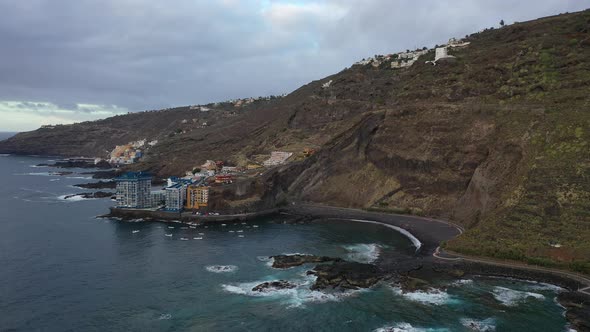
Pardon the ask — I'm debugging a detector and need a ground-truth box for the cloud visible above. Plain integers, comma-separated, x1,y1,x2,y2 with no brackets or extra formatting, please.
0,101,127,131
0,0,589,131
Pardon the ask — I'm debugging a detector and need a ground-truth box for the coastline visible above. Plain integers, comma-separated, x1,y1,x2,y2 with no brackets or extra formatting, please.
105,206,280,224
104,202,590,329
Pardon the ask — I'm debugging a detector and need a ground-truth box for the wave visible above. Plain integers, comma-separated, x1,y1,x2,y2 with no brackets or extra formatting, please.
65,176,93,180
451,279,473,286
0,154,10,157
343,243,381,263
459,318,496,331
16,172,57,176
491,286,544,306
525,282,564,292
348,219,422,251
57,194,94,202
390,286,453,305
222,274,363,308
205,265,238,273
374,322,450,332
158,313,172,320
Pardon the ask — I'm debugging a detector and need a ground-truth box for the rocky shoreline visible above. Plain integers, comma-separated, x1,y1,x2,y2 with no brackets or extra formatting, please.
63,191,115,200
106,203,590,328
282,204,590,330
73,180,116,189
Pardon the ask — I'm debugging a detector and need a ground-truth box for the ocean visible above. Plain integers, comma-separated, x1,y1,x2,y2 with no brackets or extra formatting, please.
0,154,573,331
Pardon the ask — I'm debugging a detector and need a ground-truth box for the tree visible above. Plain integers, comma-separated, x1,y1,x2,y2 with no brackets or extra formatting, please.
500,19,505,26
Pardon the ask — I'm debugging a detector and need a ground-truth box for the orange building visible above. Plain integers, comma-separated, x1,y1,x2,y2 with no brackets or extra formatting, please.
185,185,209,209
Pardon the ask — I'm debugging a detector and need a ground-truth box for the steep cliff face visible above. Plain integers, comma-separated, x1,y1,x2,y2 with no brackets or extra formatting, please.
1,10,589,271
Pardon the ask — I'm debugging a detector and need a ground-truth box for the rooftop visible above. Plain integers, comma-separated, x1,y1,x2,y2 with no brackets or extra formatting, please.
115,171,152,181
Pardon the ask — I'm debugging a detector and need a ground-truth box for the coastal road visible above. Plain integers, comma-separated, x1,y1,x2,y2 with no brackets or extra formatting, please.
435,248,590,295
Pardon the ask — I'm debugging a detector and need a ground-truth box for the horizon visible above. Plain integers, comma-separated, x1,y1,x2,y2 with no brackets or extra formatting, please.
1,1,589,132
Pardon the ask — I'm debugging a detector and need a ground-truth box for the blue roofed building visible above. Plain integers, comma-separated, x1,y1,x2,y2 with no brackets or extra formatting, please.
164,183,186,211
115,172,152,208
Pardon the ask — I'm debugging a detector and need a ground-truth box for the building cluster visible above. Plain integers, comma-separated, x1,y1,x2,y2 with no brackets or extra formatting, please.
263,151,293,167
108,139,157,165
391,49,429,68
430,38,471,64
115,172,210,212
353,37,471,70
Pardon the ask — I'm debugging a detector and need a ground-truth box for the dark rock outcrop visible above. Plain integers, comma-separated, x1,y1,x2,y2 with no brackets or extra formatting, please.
74,181,116,189
270,254,343,269
309,262,384,290
63,191,114,200
252,280,297,293
557,292,590,332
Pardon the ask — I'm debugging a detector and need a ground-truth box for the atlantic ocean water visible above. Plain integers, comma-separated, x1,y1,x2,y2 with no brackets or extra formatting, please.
0,154,573,331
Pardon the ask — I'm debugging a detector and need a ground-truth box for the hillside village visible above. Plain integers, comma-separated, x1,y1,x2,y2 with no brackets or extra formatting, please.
354,37,471,69
113,147,302,214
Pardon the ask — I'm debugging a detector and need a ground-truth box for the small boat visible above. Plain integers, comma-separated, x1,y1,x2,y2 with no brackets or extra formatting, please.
194,237,203,240
132,230,140,234
180,238,189,241
165,234,173,237
221,224,227,227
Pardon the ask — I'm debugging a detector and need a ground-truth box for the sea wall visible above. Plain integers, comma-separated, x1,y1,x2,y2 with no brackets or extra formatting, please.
107,207,279,223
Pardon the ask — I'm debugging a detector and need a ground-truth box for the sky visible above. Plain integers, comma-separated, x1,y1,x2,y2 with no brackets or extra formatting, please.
0,0,588,132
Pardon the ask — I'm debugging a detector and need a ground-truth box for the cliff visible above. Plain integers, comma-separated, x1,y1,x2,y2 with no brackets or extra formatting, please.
1,10,589,272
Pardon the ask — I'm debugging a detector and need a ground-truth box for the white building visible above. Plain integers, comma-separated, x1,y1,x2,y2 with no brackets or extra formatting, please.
115,172,152,208
263,151,293,167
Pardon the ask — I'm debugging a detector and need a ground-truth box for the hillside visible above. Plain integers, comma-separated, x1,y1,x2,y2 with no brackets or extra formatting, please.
1,10,589,272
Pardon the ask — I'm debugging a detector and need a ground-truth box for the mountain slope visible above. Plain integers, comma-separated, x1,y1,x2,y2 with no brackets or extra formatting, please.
1,10,589,272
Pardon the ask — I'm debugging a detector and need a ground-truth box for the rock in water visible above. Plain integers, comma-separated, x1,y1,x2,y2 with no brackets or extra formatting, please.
252,280,297,292
557,291,590,332
309,262,384,290
270,254,343,269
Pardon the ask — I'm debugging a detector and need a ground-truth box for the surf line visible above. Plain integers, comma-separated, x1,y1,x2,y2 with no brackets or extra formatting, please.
336,218,423,252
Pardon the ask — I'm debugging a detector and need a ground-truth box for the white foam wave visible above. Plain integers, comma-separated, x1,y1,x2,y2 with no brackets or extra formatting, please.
348,219,422,251
205,265,238,273
18,172,56,176
374,322,450,332
390,286,452,305
65,176,93,180
451,279,473,286
525,282,564,292
222,274,362,308
57,194,93,202
0,154,9,157
158,313,172,320
343,243,381,263
460,318,496,331
492,286,545,306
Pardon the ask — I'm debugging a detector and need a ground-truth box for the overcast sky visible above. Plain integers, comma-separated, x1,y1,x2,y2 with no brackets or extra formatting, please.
1,0,588,131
